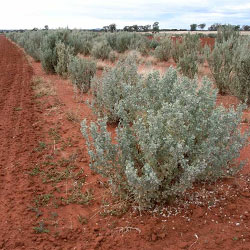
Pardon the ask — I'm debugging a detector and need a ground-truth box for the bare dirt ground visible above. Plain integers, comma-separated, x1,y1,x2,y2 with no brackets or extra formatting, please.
0,34,43,248
1,35,250,249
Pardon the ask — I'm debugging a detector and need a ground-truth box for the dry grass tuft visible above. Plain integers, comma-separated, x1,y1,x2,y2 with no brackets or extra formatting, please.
32,76,55,98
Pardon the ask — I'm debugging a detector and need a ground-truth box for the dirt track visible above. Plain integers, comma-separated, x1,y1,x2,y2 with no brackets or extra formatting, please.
0,35,41,248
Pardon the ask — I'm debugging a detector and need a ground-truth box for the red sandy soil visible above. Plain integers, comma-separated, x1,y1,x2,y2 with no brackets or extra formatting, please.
1,35,250,250
200,38,215,49
170,36,215,49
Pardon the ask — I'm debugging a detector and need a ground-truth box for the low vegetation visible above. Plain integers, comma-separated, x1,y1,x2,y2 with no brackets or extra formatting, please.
208,26,250,100
91,41,112,60
82,67,249,209
68,56,96,92
90,54,140,123
154,37,172,61
7,25,250,211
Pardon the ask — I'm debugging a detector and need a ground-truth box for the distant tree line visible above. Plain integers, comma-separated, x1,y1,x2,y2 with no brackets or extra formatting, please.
4,22,249,34
190,23,250,31
102,22,159,33
102,22,250,33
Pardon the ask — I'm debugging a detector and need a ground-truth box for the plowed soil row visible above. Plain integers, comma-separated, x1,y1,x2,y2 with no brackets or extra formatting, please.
0,35,42,248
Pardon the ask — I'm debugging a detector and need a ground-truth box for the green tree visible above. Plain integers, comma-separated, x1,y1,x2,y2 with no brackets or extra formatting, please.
109,23,116,33
243,25,250,31
143,25,151,32
208,23,221,31
103,24,116,33
132,25,139,32
103,26,109,32
123,26,129,32
152,22,159,33
190,24,197,31
198,23,206,30
234,25,240,31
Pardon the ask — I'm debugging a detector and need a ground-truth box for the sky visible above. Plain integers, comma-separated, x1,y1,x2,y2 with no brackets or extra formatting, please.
1,0,250,30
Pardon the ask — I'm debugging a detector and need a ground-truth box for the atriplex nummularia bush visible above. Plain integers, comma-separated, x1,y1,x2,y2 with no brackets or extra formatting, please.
81,67,249,209
206,25,249,98
90,54,140,123
68,56,96,93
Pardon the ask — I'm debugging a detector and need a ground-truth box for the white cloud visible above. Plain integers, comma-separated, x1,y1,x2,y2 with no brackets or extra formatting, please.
0,0,249,29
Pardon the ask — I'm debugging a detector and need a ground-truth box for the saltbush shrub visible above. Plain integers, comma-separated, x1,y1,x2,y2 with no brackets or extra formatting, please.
177,51,198,78
217,25,240,43
171,34,201,64
149,39,160,49
171,34,202,78
55,41,74,77
154,38,172,61
115,33,136,53
207,33,217,39
130,36,150,56
171,39,184,63
90,55,140,123
82,67,248,209
7,31,44,62
108,50,118,63
39,30,76,73
207,32,250,100
68,56,96,92
68,31,96,55
207,37,237,95
40,32,60,73
105,33,117,50
25,31,44,61
91,41,111,60
230,38,250,103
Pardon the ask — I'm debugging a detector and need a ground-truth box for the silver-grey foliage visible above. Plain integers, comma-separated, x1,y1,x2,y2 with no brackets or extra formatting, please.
231,37,250,103
154,37,172,61
90,54,141,123
82,67,249,209
91,41,112,60
208,35,250,99
68,56,96,93
171,34,202,78
207,37,237,95
55,41,74,78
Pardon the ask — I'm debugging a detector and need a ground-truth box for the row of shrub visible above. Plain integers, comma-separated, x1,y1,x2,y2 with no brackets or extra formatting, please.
207,26,250,103
153,26,250,99
7,30,97,92
7,28,250,210
153,33,206,78
7,29,211,80
81,54,249,209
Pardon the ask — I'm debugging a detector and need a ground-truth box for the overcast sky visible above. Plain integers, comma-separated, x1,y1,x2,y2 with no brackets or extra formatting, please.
1,0,250,30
